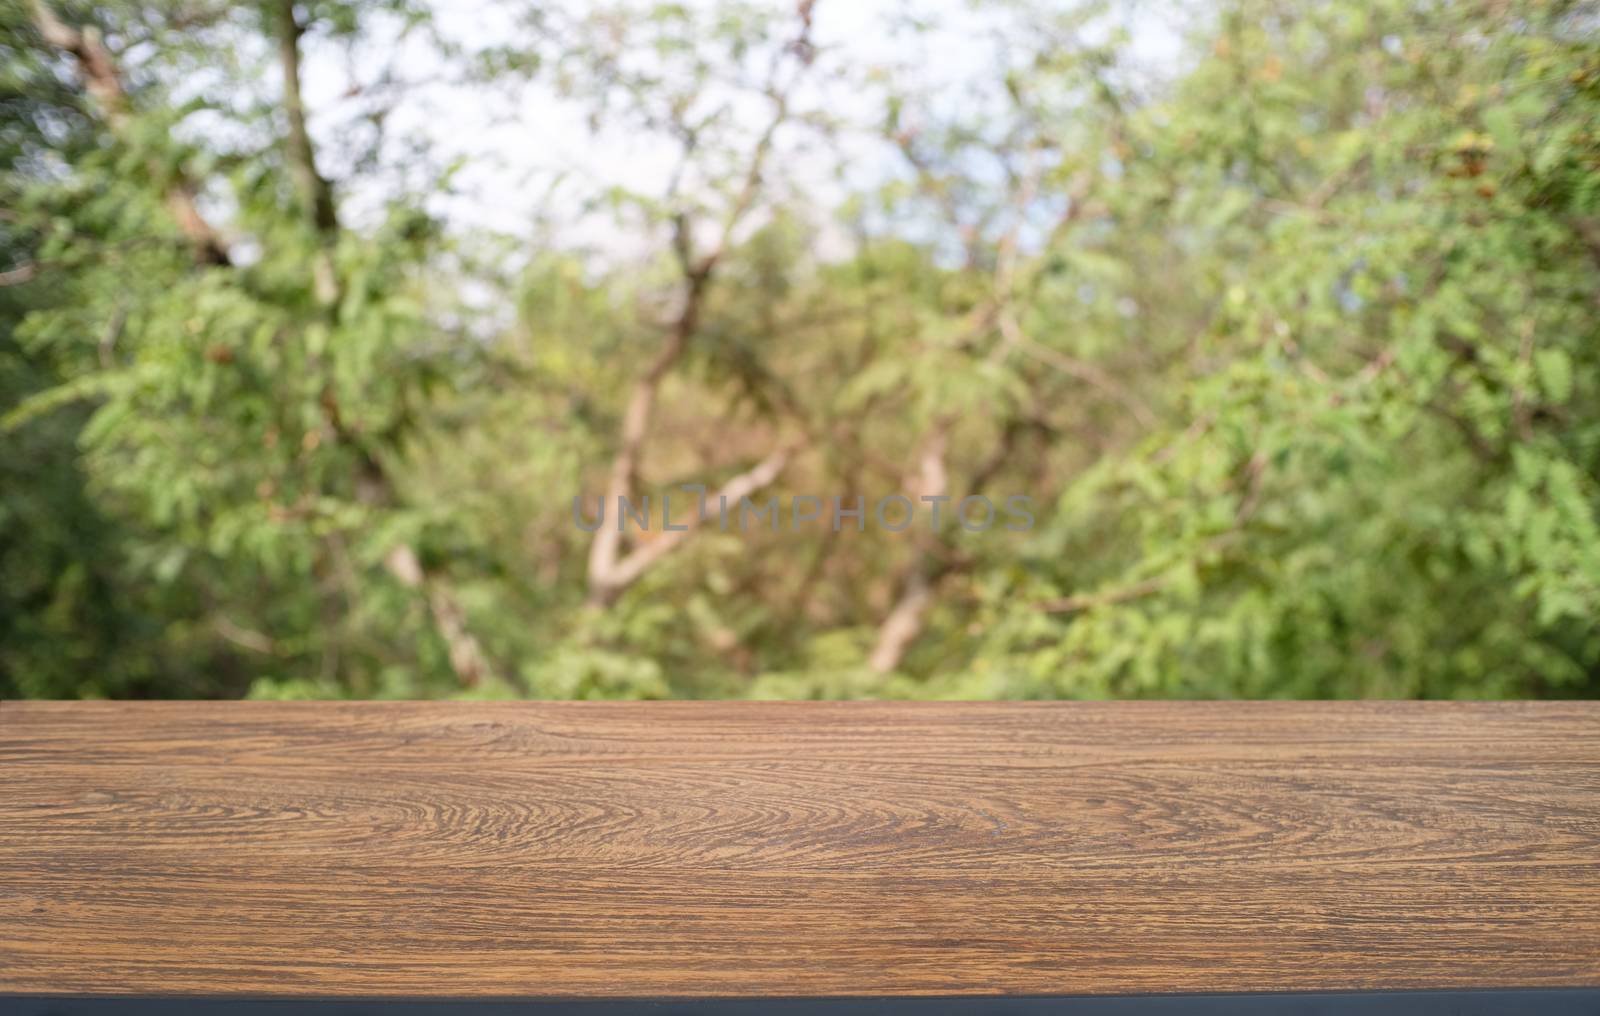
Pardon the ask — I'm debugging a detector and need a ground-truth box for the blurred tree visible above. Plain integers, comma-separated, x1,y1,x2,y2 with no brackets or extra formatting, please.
2,0,1596,700
972,0,1600,698
4,0,499,696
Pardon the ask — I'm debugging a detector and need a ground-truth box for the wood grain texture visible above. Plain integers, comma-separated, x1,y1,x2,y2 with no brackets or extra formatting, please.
1,700,1598,998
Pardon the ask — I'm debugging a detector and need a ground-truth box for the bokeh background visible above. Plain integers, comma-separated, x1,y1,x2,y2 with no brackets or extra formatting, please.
2,0,1598,700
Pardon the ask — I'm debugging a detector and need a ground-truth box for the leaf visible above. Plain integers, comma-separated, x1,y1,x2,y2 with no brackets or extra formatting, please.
1534,348,1573,404
1,372,125,432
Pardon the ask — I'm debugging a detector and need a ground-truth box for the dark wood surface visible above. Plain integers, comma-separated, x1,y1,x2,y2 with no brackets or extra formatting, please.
1,700,1598,998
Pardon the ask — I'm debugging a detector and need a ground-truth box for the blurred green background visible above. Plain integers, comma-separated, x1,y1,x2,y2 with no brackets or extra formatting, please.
2,0,1598,700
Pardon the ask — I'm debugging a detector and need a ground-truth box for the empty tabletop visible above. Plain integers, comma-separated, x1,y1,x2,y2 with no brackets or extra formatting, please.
1,700,1598,998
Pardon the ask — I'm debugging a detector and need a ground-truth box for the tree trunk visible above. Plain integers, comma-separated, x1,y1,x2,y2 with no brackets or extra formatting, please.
868,428,950,674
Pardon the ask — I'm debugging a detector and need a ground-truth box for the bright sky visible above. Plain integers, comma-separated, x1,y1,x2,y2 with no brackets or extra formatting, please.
296,1,1187,265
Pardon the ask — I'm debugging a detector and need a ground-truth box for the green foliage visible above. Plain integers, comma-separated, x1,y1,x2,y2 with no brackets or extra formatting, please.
2,0,1597,700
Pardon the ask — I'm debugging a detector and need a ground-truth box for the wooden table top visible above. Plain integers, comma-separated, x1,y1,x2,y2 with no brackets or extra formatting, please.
1,699,1598,999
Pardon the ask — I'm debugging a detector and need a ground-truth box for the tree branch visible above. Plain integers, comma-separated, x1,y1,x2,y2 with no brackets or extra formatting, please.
384,545,491,688
1037,576,1168,615
31,1,231,267
271,3,490,687
868,426,950,674
0,262,39,287
584,4,817,606
275,0,339,304
589,442,801,606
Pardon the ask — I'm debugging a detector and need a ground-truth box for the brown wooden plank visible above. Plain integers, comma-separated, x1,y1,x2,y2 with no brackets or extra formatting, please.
1,700,1597,997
